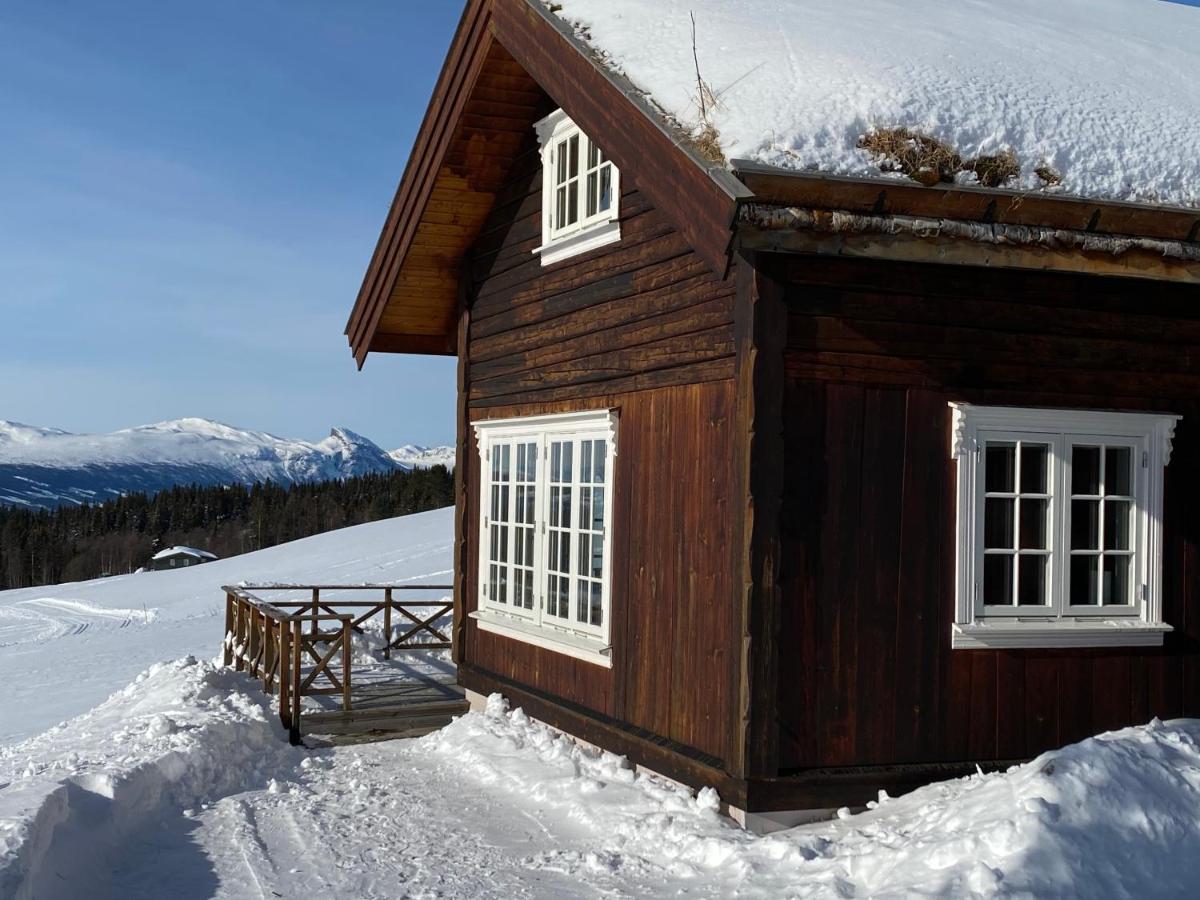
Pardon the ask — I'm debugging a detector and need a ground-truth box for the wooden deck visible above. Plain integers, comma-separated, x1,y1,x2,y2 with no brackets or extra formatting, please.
301,664,468,742
222,583,467,745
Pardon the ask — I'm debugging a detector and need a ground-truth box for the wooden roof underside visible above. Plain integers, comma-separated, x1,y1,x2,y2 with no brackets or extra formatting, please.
345,0,747,366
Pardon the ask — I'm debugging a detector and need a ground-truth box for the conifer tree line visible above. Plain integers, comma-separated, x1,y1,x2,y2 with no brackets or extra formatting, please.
0,466,454,590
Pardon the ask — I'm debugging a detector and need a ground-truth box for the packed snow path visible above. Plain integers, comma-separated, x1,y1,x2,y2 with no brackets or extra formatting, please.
0,507,453,744
5,658,1200,896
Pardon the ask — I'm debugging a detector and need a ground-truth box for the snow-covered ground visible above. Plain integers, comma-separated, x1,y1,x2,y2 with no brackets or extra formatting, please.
5,507,1200,897
549,0,1200,208
0,507,453,744
4,655,1200,898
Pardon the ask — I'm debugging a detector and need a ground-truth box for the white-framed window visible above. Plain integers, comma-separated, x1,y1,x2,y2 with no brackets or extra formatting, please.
532,109,621,266
471,409,618,666
950,403,1179,649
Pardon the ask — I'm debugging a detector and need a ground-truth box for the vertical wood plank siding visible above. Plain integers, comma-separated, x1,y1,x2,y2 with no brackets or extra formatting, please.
460,135,739,763
770,252,1200,771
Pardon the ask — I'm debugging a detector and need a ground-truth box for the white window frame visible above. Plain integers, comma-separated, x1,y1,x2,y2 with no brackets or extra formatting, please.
532,109,621,266
950,403,1178,649
470,409,618,667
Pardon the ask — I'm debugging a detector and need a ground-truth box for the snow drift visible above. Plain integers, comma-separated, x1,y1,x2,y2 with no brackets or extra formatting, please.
547,0,1200,209
3,666,1200,896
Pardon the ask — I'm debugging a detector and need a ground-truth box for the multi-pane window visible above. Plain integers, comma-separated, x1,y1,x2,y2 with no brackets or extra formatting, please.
474,410,617,662
535,109,621,265
951,404,1178,649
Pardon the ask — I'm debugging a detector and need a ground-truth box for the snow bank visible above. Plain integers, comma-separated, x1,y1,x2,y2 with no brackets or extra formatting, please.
549,0,1200,208
428,696,1200,896
0,658,299,900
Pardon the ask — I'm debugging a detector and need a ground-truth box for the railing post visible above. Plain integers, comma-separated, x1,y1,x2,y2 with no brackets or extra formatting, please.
234,599,246,672
279,616,291,733
311,587,320,640
262,612,274,691
223,592,234,667
383,587,392,660
341,615,352,712
291,618,303,744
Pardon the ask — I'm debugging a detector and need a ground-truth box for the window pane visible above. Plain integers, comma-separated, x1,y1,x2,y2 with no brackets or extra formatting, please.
984,498,1014,549
568,181,578,224
1019,498,1048,550
577,533,589,577
1103,555,1131,605
593,440,606,482
591,487,605,530
1106,447,1132,496
1072,446,1101,495
587,171,598,217
556,141,567,183
1071,499,1100,550
1018,555,1048,606
1105,500,1131,551
576,581,588,623
1020,444,1049,494
588,140,598,168
1071,554,1099,605
599,165,612,212
568,135,579,177
561,443,574,482
983,554,1014,606
591,533,604,579
579,487,591,532
985,443,1015,493
590,581,603,626
581,441,592,483
556,186,566,229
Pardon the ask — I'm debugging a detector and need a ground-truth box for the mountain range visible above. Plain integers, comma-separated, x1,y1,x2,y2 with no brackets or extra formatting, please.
0,418,454,509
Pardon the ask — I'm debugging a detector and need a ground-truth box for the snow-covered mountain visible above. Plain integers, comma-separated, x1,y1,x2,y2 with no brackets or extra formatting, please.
0,418,453,509
389,443,457,470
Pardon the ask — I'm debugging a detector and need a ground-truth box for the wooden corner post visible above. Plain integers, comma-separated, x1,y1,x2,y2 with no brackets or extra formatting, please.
729,250,787,783
453,278,472,665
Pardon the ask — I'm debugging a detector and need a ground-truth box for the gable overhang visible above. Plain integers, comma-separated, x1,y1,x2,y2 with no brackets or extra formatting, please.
733,162,1200,285
345,0,752,367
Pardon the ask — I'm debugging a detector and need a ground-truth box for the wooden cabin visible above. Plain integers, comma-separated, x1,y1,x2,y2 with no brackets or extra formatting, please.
344,0,1200,830
150,546,217,571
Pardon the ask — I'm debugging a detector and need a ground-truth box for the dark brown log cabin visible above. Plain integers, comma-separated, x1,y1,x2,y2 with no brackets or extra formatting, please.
345,0,1200,829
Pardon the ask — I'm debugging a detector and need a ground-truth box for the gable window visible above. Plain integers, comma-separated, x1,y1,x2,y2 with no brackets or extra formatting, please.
471,409,617,666
533,109,621,266
950,403,1178,649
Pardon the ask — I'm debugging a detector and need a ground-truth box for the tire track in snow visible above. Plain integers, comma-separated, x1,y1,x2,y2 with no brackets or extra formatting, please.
0,597,157,648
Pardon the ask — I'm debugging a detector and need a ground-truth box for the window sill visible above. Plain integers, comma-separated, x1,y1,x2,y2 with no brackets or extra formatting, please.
952,619,1172,649
470,610,612,668
534,220,620,266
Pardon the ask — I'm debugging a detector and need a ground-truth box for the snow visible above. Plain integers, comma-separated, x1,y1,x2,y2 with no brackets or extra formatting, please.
0,417,450,508
5,661,1200,897
4,507,1200,895
547,0,1200,209
0,506,453,744
150,546,217,561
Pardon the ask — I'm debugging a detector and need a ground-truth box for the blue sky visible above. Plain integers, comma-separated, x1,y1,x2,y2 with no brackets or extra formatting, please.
0,1,462,448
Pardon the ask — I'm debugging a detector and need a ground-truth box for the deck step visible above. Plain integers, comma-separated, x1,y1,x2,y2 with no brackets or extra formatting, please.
300,699,470,740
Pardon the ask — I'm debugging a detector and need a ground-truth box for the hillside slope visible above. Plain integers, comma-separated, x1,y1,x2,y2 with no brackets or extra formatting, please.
0,506,453,744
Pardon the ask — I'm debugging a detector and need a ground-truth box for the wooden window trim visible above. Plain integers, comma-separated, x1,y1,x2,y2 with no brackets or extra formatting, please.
533,109,621,266
949,403,1179,649
473,409,618,665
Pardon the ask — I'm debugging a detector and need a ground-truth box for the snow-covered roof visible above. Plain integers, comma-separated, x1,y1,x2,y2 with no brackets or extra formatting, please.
547,0,1200,209
152,546,217,561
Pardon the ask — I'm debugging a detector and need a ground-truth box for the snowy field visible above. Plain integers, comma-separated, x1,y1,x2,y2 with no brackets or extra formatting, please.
0,507,454,744
4,507,1200,897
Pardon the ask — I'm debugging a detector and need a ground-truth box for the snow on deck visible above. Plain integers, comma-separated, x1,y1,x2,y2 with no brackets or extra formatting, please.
549,0,1200,208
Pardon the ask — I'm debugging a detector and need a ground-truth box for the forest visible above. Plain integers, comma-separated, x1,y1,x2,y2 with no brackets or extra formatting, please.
0,466,454,590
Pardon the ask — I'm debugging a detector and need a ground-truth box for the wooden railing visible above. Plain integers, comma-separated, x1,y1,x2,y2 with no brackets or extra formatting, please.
221,584,453,743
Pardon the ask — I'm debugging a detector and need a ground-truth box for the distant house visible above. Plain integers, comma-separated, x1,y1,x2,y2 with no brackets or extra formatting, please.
343,0,1200,830
150,546,218,571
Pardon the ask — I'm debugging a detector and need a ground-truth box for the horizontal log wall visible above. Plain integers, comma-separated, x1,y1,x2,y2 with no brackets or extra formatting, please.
770,253,1200,771
460,132,739,765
